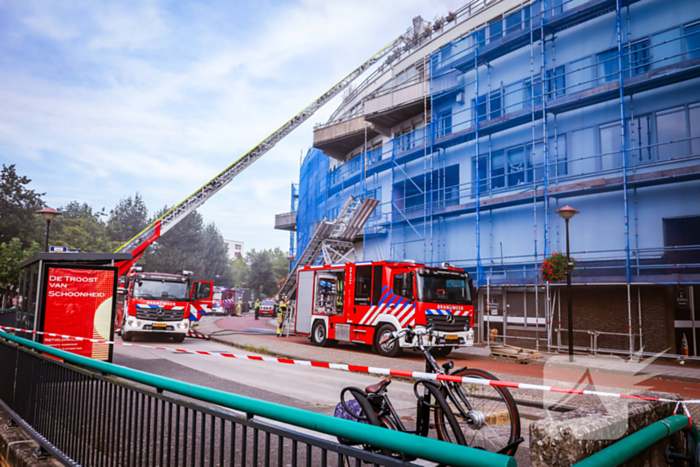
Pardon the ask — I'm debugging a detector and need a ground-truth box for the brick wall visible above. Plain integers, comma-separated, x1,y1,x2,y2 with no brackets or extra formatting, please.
488,285,675,354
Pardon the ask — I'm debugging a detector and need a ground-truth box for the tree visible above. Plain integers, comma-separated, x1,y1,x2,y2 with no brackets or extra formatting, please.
202,223,234,287
246,249,276,298
270,247,291,288
0,238,41,288
107,193,149,244
0,164,45,247
51,201,116,253
231,256,249,288
143,207,207,277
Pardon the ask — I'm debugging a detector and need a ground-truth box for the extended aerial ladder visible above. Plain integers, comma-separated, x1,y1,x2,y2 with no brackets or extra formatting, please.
279,196,379,336
114,36,407,274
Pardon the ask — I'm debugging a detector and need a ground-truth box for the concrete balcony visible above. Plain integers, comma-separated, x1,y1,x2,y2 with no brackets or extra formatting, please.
313,116,379,160
363,82,430,129
274,211,297,231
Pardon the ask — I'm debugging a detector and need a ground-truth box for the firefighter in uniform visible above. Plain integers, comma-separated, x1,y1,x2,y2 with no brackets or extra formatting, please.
236,298,243,317
254,299,261,320
277,297,288,337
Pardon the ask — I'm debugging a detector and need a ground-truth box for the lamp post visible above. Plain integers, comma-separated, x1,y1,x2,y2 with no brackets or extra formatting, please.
555,205,580,362
36,207,62,253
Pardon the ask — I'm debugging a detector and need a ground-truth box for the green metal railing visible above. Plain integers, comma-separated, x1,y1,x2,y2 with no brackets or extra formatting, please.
0,331,515,467
574,414,699,467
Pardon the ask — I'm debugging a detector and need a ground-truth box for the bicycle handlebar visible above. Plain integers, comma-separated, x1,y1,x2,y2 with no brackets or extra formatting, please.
379,326,433,346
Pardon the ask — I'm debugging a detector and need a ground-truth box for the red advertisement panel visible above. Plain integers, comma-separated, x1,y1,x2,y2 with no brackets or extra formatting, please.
43,267,115,360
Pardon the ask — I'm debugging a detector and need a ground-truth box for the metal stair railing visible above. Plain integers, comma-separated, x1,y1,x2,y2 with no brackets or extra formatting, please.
278,197,379,299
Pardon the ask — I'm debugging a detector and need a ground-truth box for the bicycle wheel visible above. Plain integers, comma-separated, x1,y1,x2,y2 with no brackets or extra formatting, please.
434,368,521,456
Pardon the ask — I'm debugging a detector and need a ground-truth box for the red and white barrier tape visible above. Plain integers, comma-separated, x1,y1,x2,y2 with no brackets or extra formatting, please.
187,329,211,340
1,325,696,409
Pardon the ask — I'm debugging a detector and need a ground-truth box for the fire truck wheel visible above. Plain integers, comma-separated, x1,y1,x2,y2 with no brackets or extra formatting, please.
122,331,134,342
376,324,402,358
430,346,453,358
311,321,329,347
172,334,186,344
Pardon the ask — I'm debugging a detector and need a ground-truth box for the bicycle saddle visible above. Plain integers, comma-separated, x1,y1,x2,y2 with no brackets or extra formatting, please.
365,378,391,394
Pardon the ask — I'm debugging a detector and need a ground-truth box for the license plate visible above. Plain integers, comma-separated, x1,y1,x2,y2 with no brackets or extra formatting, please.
445,334,459,340
152,323,167,328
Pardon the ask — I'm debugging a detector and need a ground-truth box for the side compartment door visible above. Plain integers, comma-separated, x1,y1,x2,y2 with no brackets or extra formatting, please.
190,281,213,321
352,265,374,329
295,270,315,334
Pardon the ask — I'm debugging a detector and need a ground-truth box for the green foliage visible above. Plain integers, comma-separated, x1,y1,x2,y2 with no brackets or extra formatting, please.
246,249,275,297
107,193,149,244
51,201,118,253
0,164,44,247
231,256,249,288
541,251,575,283
0,238,41,287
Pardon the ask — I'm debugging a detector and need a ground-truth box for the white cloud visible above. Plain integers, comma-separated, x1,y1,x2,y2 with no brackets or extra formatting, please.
1,0,464,252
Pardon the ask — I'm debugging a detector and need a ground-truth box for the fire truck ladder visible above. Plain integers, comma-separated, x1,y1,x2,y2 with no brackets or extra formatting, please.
113,36,404,270
280,196,379,336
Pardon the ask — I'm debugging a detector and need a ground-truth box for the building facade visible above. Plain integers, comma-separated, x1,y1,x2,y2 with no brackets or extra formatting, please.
224,240,244,260
277,0,700,356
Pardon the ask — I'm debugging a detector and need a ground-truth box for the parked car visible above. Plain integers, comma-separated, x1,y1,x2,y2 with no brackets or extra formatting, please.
259,299,276,316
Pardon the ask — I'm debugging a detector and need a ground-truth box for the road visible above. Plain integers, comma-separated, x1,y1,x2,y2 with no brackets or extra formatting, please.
111,324,533,466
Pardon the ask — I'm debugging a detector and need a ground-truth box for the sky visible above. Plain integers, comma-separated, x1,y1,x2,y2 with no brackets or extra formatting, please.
0,0,463,253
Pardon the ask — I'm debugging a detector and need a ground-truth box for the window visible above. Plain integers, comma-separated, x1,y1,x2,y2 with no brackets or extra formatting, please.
599,122,623,170
690,103,700,156
490,90,502,120
525,76,542,107
685,22,700,60
354,266,372,305
505,9,522,35
372,265,383,305
437,111,453,137
394,165,460,211
472,155,488,194
488,19,503,43
664,216,700,265
491,150,506,189
548,135,567,178
472,90,502,122
507,147,527,186
629,115,652,164
597,49,619,84
656,107,689,160
570,128,596,175
651,28,681,69
545,66,565,98
235,244,241,250
527,141,543,181
392,272,414,300
624,40,650,77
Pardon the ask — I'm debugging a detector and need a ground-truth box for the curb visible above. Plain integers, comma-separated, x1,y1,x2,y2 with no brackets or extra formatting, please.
0,408,60,467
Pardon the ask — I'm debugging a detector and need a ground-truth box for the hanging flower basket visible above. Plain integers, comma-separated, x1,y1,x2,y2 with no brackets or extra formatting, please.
541,251,575,283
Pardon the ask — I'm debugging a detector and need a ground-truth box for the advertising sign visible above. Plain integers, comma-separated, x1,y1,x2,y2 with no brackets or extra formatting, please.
41,265,117,362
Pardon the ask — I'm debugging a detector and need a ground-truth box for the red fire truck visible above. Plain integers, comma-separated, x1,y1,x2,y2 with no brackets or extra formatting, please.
116,268,213,342
294,260,475,357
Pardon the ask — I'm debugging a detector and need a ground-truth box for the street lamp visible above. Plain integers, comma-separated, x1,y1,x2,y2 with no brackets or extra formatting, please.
36,207,62,253
555,205,579,362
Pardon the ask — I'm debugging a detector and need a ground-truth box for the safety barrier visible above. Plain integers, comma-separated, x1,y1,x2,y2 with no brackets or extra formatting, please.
0,331,515,467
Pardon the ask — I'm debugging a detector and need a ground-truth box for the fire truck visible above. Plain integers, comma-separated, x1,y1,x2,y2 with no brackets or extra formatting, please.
294,260,475,357
116,267,213,342
212,287,235,315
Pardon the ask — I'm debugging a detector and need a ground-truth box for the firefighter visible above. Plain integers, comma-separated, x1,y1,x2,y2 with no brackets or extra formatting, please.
277,297,288,337
236,297,243,317
254,298,261,320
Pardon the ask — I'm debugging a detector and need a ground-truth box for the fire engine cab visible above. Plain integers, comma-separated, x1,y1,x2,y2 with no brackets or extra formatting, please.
294,260,475,357
116,268,213,343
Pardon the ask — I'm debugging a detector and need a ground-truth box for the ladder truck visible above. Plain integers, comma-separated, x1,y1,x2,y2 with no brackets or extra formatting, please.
113,36,408,274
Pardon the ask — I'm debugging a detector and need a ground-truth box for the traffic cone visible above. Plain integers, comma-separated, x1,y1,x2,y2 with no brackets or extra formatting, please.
682,333,689,356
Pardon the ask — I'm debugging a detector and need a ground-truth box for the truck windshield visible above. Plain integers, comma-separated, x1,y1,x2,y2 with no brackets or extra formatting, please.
416,273,471,304
134,280,189,300
213,291,223,300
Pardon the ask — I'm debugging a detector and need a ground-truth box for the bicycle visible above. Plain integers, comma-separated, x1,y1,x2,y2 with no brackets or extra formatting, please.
335,325,522,459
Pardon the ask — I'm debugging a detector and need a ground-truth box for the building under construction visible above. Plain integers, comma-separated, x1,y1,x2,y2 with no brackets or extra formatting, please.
275,0,700,357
